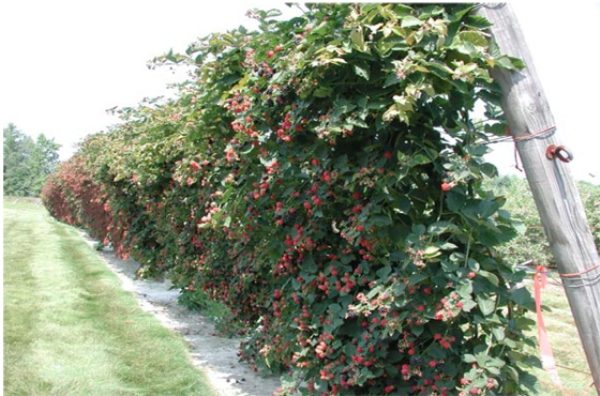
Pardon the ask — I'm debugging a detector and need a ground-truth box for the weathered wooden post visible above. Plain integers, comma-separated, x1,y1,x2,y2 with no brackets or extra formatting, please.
476,3,600,392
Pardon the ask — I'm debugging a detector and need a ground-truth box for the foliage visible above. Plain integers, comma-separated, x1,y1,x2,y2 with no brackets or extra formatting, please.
3,123,60,196
492,176,600,268
42,4,541,395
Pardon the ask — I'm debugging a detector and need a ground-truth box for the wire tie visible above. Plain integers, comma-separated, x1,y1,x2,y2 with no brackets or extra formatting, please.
559,263,600,278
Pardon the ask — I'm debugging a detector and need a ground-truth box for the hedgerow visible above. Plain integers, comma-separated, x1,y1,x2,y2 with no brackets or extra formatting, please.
42,4,540,395
491,176,600,268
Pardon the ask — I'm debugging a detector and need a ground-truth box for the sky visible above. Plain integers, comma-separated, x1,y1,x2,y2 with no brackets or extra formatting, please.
1,1,599,183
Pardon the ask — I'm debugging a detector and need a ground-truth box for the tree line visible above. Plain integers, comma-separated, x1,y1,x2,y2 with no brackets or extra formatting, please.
3,123,60,197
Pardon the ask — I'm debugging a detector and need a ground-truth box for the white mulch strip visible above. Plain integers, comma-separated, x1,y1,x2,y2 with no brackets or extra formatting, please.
78,231,281,396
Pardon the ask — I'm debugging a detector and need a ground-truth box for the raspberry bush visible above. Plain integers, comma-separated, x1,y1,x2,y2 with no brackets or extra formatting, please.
43,4,540,395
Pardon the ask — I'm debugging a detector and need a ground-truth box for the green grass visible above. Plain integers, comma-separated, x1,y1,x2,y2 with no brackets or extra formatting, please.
3,198,216,396
524,276,596,395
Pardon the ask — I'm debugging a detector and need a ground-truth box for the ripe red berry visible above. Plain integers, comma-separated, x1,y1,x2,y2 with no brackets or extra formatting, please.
266,50,275,58
274,44,283,52
441,182,453,192
384,151,393,160
189,160,201,172
467,271,476,279
384,385,395,394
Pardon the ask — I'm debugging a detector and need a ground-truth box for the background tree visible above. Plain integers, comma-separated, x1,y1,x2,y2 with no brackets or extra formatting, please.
3,123,60,196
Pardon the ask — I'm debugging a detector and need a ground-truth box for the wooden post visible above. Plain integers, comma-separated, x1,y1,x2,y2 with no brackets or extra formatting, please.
476,3,600,392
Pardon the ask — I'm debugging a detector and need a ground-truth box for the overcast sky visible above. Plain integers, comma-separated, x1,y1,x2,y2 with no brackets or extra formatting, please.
1,1,598,183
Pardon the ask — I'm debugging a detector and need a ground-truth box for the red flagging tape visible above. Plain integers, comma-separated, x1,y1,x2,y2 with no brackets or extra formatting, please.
534,265,563,388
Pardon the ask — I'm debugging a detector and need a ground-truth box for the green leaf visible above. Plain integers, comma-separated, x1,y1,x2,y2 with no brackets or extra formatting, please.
383,73,401,88
350,27,366,51
393,197,411,214
376,265,392,280
408,273,428,285
456,31,488,47
423,246,441,259
461,297,477,312
392,281,406,297
464,354,477,363
371,214,392,226
410,153,431,167
328,303,342,316
401,16,422,28
411,325,424,336
508,56,526,70
367,285,383,299
509,287,534,310
478,270,499,287
513,220,526,236
492,327,505,341
505,365,520,383
446,191,466,212
494,55,526,71
353,64,370,80
476,294,495,316
302,253,318,274
314,86,333,97
465,15,493,29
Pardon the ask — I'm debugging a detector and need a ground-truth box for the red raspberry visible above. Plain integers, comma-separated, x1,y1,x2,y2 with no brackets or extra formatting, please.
189,160,201,172
441,182,453,192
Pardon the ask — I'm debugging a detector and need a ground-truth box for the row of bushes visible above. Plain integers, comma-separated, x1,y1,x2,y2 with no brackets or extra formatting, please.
43,5,539,395
492,176,600,268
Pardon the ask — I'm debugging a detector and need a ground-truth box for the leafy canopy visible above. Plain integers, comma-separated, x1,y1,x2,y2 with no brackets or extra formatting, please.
43,4,539,395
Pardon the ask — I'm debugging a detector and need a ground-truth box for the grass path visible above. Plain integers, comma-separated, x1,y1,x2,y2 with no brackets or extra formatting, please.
3,199,216,396
525,276,596,396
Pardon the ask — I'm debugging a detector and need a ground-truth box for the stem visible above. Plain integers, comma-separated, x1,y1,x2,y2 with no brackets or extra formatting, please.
428,192,445,244
435,192,444,222
464,234,472,267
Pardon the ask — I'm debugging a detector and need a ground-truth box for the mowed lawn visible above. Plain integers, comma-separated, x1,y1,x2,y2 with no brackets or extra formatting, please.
3,199,216,396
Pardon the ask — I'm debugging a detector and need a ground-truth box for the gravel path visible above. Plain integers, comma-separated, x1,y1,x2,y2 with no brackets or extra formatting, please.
79,231,280,396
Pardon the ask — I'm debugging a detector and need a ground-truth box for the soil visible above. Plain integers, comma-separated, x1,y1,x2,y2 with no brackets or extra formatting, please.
78,231,281,396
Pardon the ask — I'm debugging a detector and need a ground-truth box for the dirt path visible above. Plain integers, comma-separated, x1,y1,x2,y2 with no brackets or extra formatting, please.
79,231,281,396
